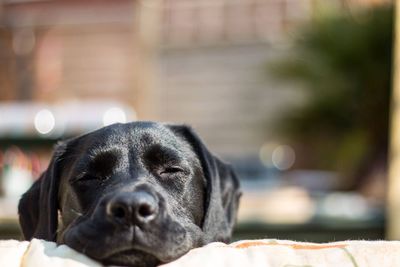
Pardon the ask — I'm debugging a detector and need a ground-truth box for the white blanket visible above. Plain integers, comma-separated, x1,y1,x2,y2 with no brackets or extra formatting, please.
162,239,400,267
0,239,101,267
1,238,400,267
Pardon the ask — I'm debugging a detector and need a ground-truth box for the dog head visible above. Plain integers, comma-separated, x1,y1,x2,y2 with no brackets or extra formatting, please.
18,122,241,267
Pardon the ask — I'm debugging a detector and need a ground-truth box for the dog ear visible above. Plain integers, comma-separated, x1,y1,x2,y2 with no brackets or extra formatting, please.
18,141,68,241
167,124,241,243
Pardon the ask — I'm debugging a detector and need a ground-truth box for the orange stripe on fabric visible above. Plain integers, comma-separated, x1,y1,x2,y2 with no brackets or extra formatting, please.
234,241,347,250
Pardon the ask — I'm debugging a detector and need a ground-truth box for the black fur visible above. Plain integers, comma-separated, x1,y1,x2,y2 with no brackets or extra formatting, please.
18,122,241,267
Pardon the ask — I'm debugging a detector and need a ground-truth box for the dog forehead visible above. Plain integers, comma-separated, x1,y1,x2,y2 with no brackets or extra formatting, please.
77,122,184,152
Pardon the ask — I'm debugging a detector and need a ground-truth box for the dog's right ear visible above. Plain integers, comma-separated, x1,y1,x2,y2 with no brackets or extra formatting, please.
18,141,69,241
166,124,241,243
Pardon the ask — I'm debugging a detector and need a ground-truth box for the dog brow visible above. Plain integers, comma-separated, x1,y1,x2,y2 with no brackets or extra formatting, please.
88,149,122,176
145,144,181,164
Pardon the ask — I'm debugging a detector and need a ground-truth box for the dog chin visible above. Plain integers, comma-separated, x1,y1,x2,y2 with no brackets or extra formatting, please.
64,231,161,267
100,249,161,267
62,221,189,267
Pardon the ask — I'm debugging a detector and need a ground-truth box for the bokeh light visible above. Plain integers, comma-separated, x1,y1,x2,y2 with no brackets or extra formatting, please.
34,109,55,135
103,107,127,126
272,145,296,171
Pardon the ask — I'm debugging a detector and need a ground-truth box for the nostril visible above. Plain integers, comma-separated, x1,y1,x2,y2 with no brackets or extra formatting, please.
138,203,154,218
110,203,127,219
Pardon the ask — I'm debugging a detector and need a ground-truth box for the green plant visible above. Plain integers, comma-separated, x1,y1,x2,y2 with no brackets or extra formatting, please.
269,5,393,189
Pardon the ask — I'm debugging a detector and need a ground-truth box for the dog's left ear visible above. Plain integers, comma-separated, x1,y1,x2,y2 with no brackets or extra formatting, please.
18,141,69,241
167,124,241,243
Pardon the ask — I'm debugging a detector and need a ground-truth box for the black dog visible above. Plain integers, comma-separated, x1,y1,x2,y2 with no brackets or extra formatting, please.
18,122,241,267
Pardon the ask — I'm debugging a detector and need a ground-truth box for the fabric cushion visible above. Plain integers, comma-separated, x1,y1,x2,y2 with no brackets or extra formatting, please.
1,238,400,267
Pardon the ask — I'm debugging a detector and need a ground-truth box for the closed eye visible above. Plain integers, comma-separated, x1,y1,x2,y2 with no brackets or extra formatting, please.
72,172,106,183
159,166,185,176
81,174,99,181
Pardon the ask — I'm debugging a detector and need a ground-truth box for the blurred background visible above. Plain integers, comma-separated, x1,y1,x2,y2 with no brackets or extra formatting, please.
0,0,395,242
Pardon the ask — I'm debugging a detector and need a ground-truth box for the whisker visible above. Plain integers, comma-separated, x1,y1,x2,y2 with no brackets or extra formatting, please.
82,239,90,255
70,208,83,217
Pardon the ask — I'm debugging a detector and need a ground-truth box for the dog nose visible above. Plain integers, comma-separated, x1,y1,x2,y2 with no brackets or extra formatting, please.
106,191,158,226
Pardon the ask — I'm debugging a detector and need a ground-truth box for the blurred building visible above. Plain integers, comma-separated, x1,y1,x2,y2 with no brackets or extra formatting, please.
0,0,393,173
0,0,148,114
154,0,392,158
155,0,312,157
0,0,391,156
